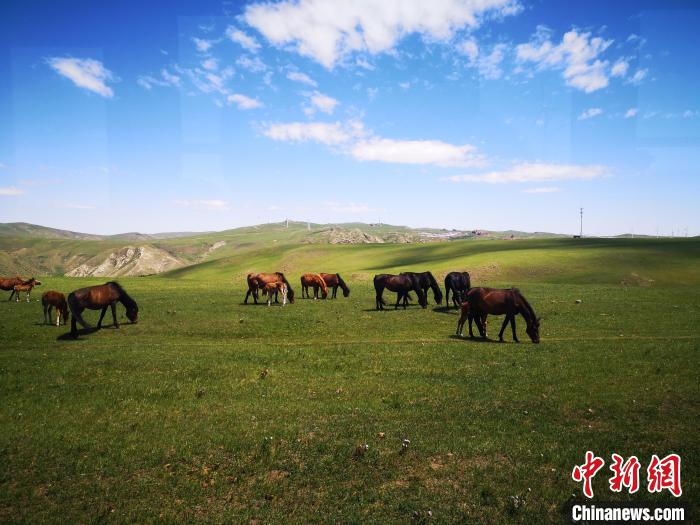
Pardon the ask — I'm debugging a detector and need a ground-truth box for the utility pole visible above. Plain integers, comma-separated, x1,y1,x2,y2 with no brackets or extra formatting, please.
579,207,583,237
307,221,310,231
285,218,289,228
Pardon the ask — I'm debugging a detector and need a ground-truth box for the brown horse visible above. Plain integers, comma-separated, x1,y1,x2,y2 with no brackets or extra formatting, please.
464,287,540,343
374,273,427,310
42,291,69,326
12,278,42,302
263,282,288,306
245,272,295,304
319,273,350,298
68,282,139,338
300,273,329,299
455,300,488,339
0,276,24,301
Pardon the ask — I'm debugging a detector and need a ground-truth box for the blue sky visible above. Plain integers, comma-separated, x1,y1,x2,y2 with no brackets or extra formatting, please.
0,0,698,236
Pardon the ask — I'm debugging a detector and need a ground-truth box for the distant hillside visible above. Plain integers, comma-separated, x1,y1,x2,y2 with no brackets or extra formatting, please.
0,220,569,277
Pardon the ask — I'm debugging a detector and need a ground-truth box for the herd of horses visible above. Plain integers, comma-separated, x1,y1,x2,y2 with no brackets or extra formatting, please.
1,269,540,343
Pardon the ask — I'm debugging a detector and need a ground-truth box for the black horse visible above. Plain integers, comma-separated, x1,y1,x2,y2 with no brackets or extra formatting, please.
444,271,471,308
399,271,443,306
374,273,427,310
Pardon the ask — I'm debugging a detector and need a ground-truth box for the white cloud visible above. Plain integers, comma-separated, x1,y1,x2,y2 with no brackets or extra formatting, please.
624,107,638,119
47,57,116,98
523,186,560,193
0,186,24,196
226,28,261,52
351,138,485,168
626,68,648,85
366,87,378,100
174,199,230,211
263,121,353,145
192,37,213,52
578,107,603,120
236,55,267,73
476,43,507,79
244,0,521,68
444,162,608,183
306,92,339,114
323,201,372,213
227,93,263,109
516,29,612,93
137,68,181,90
683,109,698,118
457,38,479,63
611,58,629,77
286,71,317,86
202,58,218,71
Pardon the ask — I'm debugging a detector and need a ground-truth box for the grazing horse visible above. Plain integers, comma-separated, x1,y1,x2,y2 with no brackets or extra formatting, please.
245,272,295,304
400,271,443,306
0,276,24,301
373,273,427,310
42,291,69,326
455,300,488,340
68,281,139,338
263,282,288,306
300,273,329,299
445,271,471,308
465,287,540,343
12,277,42,302
319,273,350,299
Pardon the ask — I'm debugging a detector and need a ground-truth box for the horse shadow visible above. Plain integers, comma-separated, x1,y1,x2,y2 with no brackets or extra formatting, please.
448,334,497,344
432,306,459,315
56,327,100,341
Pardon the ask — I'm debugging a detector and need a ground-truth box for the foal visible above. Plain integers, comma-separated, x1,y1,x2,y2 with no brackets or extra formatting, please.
42,291,69,326
263,282,288,306
13,278,41,302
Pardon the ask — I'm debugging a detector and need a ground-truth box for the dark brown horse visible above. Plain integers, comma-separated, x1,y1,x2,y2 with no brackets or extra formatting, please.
400,271,442,306
374,273,427,310
445,271,471,308
319,273,350,298
68,282,139,338
42,291,69,326
12,278,42,302
1,276,24,301
245,272,295,304
464,287,540,343
300,273,329,299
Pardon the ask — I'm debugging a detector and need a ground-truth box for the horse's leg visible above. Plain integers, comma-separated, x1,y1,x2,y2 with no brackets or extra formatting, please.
97,306,108,329
43,303,48,324
375,285,384,310
111,302,119,328
510,315,519,343
56,308,61,327
333,286,337,299
26,290,30,303
313,284,318,300
395,292,402,310
244,289,251,304
71,314,78,338
498,315,511,342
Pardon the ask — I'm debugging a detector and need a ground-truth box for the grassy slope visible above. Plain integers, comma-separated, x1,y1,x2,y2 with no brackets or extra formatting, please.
0,238,698,524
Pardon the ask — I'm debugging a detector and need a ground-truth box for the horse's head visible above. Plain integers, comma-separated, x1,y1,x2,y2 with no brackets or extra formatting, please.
30,278,41,286
526,317,541,344
342,287,350,297
126,305,139,323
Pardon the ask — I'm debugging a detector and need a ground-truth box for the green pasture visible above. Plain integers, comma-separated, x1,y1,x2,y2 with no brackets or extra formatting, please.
0,238,698,523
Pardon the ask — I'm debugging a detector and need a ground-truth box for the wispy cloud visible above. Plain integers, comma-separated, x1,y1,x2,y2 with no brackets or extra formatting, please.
263,121,354,145
0,186,24,196
226,27,261,52
516,28,613,93
244,0,521,68
578,107,603,120
47,57,117,98
624,107,638,119
227,93,263,109
286,71,317,87
236,55,267,73
192,37,213,52
626,68,648,85
444,162,608,183
137,68,181,90
351,138,485,168
304,91,339,115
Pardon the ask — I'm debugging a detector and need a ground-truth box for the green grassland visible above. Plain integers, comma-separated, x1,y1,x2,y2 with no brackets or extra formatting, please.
0,237,698,523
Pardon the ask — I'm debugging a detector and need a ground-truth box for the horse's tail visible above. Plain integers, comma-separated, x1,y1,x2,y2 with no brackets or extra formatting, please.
373,275,387,305
67,292,90,328
277,272,295,302
336,273,350,296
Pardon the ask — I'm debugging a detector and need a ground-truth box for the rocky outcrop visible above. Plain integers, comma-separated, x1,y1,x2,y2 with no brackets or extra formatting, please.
65,245,187,277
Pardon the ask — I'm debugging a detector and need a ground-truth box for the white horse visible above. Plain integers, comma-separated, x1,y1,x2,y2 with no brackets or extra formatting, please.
263,282,288,306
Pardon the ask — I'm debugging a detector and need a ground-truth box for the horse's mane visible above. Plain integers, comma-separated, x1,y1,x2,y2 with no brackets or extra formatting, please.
336,273,349,293
513,288,537,321
315,274,328,294
276,272,295,299
425,271,443,301
107,281,138,310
